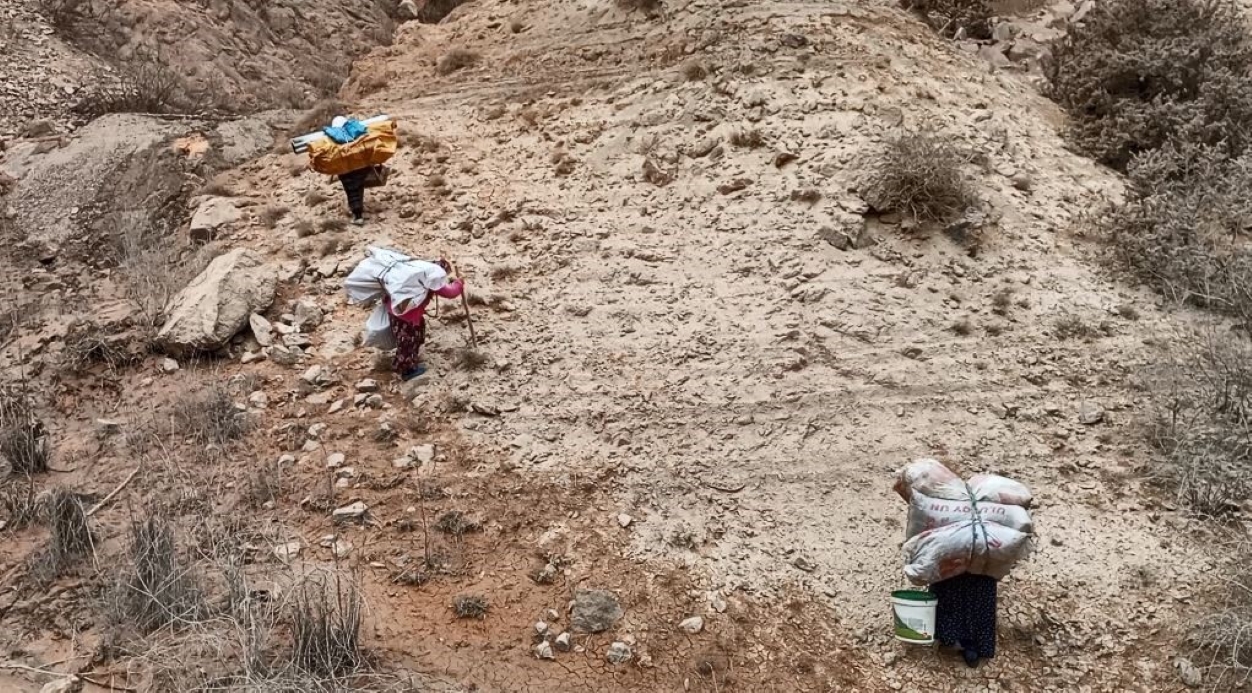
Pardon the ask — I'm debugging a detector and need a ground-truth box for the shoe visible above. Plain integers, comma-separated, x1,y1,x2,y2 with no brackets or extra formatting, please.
352,217,365,226
401,365,427,381
962,647,979,668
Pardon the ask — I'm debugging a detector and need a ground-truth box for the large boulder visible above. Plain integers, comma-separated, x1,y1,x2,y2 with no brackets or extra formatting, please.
158,248,277,355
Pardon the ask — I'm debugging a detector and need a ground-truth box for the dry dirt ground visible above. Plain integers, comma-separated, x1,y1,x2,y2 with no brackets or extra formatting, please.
0,0,1235,691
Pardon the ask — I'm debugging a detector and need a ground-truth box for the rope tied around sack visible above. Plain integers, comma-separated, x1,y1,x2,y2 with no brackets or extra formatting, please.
964,482,991,574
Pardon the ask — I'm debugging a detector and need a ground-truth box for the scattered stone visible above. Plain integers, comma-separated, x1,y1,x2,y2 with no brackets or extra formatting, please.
307,423,328,439
332,501,368,523
189,197,243,243
793,556,817,572
555,631,572,651
273,540,302,562
1011,172,1033,192
711,593,728,613
397,0,419,20
1078,402,1105,425
365,394,384,409
326,452,346,469
328,399,346,414
247,391,268,409
302,365,329,386
157,249,277,356
332,539,353,559
241,350,264,364
679,616,704,634
1175,657,1202,688
617,513,633,528
545,608,560,622
717,178,753,195
294,300,325,331
572,589,623,633
535,641,555,660
884,651,899,667
268,345,300,366
535,620,549,636
39,676,81,693
356,378,380,393
278,454,296,465
160,357,180,373
249,313,274,347
96,418,125,435
606,641,632,665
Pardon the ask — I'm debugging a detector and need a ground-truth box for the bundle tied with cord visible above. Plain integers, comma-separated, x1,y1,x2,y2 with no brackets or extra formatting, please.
895,458,1034,585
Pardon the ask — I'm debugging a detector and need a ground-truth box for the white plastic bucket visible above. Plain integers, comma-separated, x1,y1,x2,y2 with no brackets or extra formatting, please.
891,589,937,644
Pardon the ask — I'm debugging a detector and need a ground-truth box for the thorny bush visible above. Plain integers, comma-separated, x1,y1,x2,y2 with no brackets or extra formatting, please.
900,0,993,40
858,130,977,223
1045,0,1252,170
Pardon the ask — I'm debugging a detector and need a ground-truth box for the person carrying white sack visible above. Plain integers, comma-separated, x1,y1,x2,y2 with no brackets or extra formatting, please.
344,247,465,380
895,459,1034,669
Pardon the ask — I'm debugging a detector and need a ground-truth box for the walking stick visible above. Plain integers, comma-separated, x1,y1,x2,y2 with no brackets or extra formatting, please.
449,260,477,348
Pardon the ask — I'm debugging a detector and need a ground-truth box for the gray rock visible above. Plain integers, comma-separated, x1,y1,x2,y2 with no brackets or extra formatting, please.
160,357,180,373
397,0,419,20
96,418,125,434
679,616,704,634
1078,402,1104,425
332,501,367,523
39,676,81,693
555,631,572,652
572,589,623,633
267,345,300,366
356,378,380,393
158,249,277,356
247,391,268,409
1175,657,1202,688
535,620,549,636
249,313,274,347
977,44,1011,69
617,513,633,528
606,641,632,665
326,452,346,468
294,300,325,331
189,196,242,243
535,641,555,660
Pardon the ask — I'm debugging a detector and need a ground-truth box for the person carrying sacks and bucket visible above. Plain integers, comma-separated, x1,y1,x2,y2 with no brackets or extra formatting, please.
891,458,1034,668
344,247,466,381
305,115,398,226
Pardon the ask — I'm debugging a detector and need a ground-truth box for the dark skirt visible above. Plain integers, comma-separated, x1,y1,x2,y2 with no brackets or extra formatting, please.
930,573,997,659
391,317,426,374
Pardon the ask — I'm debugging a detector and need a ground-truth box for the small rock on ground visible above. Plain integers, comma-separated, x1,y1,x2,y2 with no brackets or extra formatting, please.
572,589,623,633
606,641,632,665
535,641,555,660
679,616,704,634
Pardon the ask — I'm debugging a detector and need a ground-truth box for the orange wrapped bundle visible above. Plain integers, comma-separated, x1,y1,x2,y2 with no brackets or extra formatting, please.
307,120,398,176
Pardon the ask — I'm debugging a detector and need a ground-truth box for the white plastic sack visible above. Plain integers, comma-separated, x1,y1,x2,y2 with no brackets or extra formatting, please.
902,520,1032,585
895,458,1033,507
362,303,395,350
344,246,450,312
906,490,1034,537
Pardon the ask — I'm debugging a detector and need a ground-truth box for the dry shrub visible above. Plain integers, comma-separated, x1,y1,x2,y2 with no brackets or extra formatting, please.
37,0,85,30
108,214,215,328
433,511,481,536
1053,313,1106,341
1108,144,1252,322
74,56,224,118
260,205,290,229
0,479,39,531
0,389,49,476
173,386,251,447
290,574,363,677
320,218,348,233
1147,331,1252,516
728,128,765,149
26,489,93,586
1192,542,1252,688
201,179,236,197
682,61,708,81
858,131,976,223
62,321,143,373
294,220,317,238
416,0,472,22
900,0,993,39
1045,0,1252,171
109,513,205,632
453,594,488,619
305,191,329,207
617,0,663,13
437,49,480,76
452,348,488,371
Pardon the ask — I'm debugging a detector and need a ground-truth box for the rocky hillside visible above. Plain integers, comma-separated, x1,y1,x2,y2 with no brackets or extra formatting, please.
0,1,1234,692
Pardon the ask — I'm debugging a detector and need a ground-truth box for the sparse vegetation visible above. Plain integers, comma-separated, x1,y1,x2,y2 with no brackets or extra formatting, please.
1192,542,1252,687
552,152,577,176
305,190,330,207
900,0,993,40
617,0,663,13
1053,314,1105,341
453,348,489,371
728,128,765,149
260,205,289,229
0,389,49,476
290,574,364,677
950,318,973,336
320,217,348,233
172,386,251,447
858,130,976,223
682,61,709,81
0,479,38,531
201,177,236,197
294,219,317,238
437,48,480,76
1146,332,1252,516
74,55,227,117
453,594,489,619
109,513,205,632
1045,0,1252,171
434,511,481,536
62,321,141,373
790,189,822,205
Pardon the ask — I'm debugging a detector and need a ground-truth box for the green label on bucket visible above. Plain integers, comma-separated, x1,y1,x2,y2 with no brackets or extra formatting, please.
893,612,930,642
